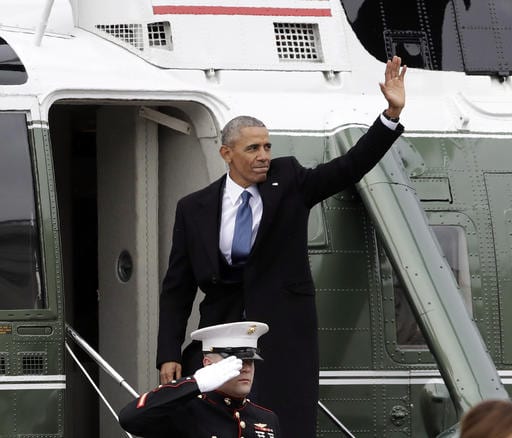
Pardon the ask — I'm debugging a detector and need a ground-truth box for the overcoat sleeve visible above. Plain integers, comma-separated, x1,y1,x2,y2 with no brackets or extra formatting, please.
297,116,403,206
119,378,200,436
156,199,198,367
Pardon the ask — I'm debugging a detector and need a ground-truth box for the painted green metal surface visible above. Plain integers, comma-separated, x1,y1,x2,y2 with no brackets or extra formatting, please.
3,112,512,438
0,117,64,437
269,128,512,437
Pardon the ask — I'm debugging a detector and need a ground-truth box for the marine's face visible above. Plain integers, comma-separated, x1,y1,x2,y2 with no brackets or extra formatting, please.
220,126,271,188
204,354,255,398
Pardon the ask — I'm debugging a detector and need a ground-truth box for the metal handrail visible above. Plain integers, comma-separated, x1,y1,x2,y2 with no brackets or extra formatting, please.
65,324,139,438
318,400,357,437
65,324,139,398
65,342,134,438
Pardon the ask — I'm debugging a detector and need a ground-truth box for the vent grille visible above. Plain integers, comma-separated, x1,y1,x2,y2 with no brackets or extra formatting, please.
148,22,172,50
0,355,6,374
274,23,322,61
96,24,144,50
95,22,173,52
20,352,46,375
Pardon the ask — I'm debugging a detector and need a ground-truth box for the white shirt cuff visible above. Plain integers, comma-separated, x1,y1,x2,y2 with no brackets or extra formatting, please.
379,113,399,130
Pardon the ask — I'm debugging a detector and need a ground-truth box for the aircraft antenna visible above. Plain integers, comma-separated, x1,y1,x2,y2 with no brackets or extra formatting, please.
34,0,55,46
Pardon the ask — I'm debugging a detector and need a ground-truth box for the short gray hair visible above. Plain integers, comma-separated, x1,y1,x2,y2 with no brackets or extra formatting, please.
221,116,266,147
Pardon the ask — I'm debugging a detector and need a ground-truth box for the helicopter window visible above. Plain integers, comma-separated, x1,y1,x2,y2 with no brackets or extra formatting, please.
432,225,472,311
0,37,28,85
0,113,44,309
395,225,471,346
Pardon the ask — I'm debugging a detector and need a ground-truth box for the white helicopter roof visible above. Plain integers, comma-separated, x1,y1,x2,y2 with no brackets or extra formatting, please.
0,0,511,134
0,0,74,35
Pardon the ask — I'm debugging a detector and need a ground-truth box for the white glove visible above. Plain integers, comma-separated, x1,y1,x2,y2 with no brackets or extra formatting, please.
194,356,242,393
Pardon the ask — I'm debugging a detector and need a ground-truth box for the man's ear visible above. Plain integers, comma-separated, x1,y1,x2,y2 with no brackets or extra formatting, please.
219,145,232,164
203,356,212,367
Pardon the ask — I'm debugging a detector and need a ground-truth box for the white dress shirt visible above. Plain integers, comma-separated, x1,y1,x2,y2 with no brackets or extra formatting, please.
379,112,399,130
219,173,263,264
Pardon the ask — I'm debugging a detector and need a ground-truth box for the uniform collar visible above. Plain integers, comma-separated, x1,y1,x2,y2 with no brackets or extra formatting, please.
206,390,248,410
225,173,258,206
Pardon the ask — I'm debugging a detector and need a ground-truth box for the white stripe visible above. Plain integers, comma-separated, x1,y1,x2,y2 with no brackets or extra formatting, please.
0,383,66,390
28,122,48,129
320,378,512,386
270,127,512,139
319,370,512,386
410,378,445,385
319,370,441,378
320,370,512,378
320,378,445,385
0,375,66,382
404,132,512,139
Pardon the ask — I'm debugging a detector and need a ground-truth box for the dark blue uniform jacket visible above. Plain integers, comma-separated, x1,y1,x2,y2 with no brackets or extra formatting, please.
119,377,280,437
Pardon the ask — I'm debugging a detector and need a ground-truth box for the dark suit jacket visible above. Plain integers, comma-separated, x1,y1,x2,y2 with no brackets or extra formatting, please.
157,117,403,438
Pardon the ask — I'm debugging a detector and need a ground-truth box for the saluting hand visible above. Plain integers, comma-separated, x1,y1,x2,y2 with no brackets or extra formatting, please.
194,356,242,393
379,55,407,119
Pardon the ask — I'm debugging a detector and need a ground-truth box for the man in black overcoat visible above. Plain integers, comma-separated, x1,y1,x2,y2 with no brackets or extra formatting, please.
156,56,407,437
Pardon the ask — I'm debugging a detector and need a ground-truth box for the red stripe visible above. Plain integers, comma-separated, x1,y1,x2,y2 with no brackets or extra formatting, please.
153,5,331,16
136,392,149,408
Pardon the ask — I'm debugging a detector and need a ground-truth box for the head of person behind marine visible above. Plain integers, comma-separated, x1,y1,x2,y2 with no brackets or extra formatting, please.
191,321,269,398
219,116,271,188
460,399,512,438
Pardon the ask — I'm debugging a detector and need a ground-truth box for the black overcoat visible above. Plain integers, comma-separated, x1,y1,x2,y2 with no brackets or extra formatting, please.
119,377,280,437
157,117,403,437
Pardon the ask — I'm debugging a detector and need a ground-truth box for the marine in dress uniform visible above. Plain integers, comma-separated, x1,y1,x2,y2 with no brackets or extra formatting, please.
120,322,280,438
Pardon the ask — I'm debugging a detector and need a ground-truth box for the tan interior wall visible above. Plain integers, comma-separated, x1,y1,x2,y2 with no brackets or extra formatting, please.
96,104,216,438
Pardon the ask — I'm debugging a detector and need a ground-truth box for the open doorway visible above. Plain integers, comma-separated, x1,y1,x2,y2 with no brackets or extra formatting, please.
49,101,219,437
49,105,99,438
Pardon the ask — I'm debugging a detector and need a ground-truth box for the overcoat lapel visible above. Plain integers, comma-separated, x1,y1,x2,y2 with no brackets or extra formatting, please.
252,167,282,254
190,169,283,265
192,176,226,274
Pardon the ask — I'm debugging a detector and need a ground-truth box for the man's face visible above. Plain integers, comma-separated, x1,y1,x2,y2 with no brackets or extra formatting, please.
220,126,271,188
204,354,255,398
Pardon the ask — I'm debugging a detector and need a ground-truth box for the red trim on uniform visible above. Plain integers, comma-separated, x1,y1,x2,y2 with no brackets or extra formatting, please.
153,5,332,16
137,392,149,408
235,411,242,437
203,395,219,406
247,400,276,413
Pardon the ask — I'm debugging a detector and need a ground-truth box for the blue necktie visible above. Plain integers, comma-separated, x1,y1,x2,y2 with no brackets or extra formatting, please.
231,191,253,265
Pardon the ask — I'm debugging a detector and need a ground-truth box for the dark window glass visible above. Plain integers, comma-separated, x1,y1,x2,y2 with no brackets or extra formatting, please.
0,113,44,309
341,0,511,78
0,37,28,85
394,225,471,347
